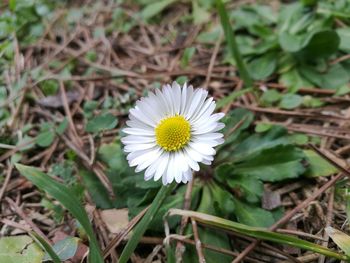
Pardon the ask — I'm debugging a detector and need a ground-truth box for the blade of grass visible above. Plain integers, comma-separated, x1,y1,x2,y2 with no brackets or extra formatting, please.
216,0,253,88
168,209,348,261
216,87,253,109
30,232,61,263
119,182,176,263
15,164,104,263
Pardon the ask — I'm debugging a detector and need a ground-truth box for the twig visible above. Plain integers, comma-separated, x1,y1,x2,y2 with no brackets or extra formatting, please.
0,164,13,203
191,218,206,263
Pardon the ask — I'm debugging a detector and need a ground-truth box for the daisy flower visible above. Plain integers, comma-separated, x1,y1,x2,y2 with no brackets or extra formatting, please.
121,82,225,185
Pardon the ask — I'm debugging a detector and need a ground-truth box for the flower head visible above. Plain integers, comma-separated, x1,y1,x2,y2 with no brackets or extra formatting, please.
121,82,225,185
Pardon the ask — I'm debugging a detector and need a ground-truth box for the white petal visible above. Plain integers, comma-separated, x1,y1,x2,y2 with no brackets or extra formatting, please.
189,141,216,156
121,135,155,144
154,152,169,181
124,142,157,152
123,128,155,136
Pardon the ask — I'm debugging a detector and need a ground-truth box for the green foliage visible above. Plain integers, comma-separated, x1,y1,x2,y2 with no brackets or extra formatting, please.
85,113,118,133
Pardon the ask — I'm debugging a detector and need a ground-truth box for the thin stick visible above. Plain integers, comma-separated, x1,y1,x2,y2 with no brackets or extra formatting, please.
0,164,13,203
191,218,206,263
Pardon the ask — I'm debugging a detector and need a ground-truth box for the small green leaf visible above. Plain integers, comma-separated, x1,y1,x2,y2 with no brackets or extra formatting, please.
0,236,44,263
56,118,68,135
279,94,303,109
247,52,277,80
140,0,176,21
85,113,118,133
180,47,196,68
304,150,337,177
261,89,281,104
36,131,55,147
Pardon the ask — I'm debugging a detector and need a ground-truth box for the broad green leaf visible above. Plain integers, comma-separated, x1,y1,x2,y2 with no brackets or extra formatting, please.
326,227,350,256
255,123,273,133
233,198,275,227
247,52,277,80
85,113,118,133
297,30,340,59
140,0,176,21
0,236,44,263
168,209,348,261
279,94,303,109
43,237,80,261
304,150,337,177
15,164,103,263
234,145,305,182
231,126,289,162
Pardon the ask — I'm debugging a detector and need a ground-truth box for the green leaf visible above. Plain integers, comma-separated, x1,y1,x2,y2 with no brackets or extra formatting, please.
85,113,118,133
43,237,80,261
36,131,55,147
326,227,350,257
234,145,306,182
56,118,68,135
247,52,277,80
279,94,303,109
337,28,350,52
168,209,348,261
255,123,273,133
15,164,104,263
140,0,176,21
231,126,289,162
0,236,44,263
297,30,340,59
304,150,337,177
261,89,282,104
180,47,196,68
233,198,275,227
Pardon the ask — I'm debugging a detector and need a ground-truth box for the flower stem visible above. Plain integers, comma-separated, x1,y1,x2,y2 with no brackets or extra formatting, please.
119,182,176,263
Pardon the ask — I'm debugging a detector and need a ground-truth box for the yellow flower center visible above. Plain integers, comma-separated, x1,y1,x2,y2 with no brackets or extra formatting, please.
155,115,191,151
